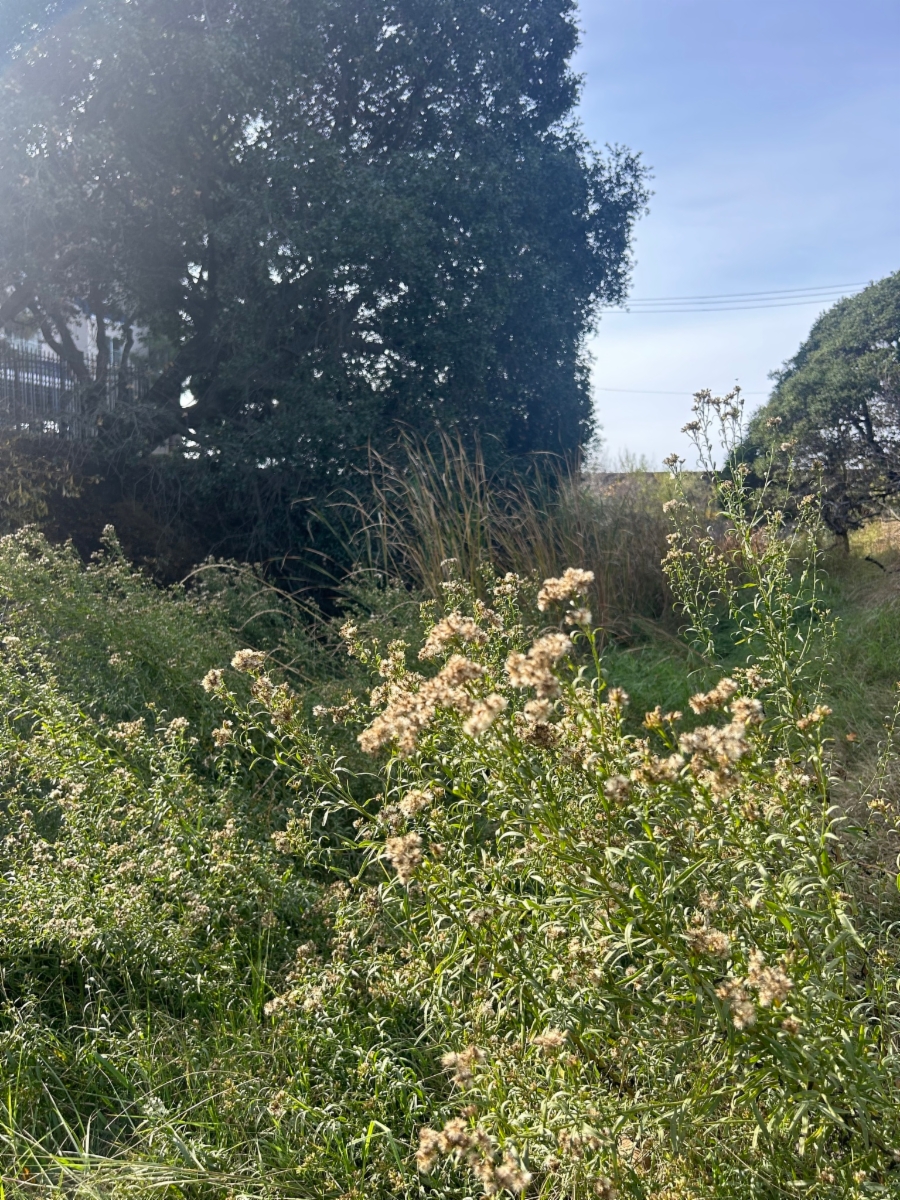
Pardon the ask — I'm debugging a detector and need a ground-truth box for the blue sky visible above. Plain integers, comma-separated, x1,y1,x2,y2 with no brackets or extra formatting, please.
574,0,900,465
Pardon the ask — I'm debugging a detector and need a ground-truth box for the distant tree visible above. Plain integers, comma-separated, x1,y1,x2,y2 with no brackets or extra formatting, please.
743,272,900,542
0,0,648,567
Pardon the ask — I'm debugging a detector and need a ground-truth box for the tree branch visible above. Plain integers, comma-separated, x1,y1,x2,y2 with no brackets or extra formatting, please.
89,280,110,389
34,300,92,385
116,320,135,406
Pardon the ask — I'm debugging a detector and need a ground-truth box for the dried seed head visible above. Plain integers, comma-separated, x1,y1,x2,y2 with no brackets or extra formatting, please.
420,612,488,659
231,648,266,673
524,698,553,724
565,606,593,628
689,677,738,714
796,704,832,731
715,977,756,1029
537,567,595,611
441,1045,486,1086
506,634,572,699
493,1151,533,1194
464,693,508,736
417,1127,443,1172
384,832,423,884
212,721,234,747
201,668,224,692
685,923,731,957
746,950,792,1006
731,696,764,726
604,774,630,800
532,1027,567,1051
399,789,433,818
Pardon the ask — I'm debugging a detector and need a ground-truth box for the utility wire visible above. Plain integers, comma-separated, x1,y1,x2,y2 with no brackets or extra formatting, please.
601,298,855,313
594,387,768,396
599,281,868,315
623,282,868,302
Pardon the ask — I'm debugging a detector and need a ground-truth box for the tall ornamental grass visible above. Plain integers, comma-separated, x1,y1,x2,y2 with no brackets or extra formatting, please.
335,431,675,632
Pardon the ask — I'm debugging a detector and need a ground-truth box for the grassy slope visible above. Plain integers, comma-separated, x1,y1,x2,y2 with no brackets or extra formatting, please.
3,519,900,1196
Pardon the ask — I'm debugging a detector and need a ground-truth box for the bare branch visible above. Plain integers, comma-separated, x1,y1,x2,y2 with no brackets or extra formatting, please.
45,307,91,385
89,281,110,388
117,320,135,406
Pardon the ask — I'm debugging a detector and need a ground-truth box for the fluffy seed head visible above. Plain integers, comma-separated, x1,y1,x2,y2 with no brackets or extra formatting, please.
463,693,508,737
537,567,595,611
399,789,432,818
201,668,224,692
685,923,731,957
746,950,792,1006
384,832,423,883
716,977,756,1029
420,612,488,660
231,648,266,673
689,677,738,714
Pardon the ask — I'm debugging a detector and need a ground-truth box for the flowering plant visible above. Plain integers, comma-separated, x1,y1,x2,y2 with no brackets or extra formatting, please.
2,399,898,1198
213,528,896,1197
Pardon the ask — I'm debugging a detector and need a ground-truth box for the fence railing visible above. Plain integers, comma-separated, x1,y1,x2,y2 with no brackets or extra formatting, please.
0,343,155,439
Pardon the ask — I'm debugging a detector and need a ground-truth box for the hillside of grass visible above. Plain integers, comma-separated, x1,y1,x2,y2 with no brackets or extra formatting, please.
3,422,900,1199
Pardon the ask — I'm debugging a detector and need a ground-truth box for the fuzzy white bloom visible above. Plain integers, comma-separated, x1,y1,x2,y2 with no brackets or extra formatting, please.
689,677,738,714
201,668,224,692
384,832,423,883
419,612,488,660
463,694,508,737
399,789,433,818
537,567,595,611
746,950,792,1007
231,648,266,673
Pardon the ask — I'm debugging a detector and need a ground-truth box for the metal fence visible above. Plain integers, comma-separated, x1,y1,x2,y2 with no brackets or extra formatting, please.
0,342,154,438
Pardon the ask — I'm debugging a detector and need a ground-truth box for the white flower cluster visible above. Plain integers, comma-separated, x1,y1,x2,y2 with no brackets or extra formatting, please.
384,832,423,883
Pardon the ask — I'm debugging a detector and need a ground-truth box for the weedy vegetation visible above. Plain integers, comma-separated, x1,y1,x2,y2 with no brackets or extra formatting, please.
0,395,899,1198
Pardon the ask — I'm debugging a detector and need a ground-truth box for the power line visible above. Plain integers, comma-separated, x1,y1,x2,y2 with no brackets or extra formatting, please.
600,297,861,314
598,281,868,315
594,387,768,396
622,282,869,302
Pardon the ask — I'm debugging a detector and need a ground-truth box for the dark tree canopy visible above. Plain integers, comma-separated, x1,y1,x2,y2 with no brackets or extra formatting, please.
744,272,900,538
0,0,648,566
